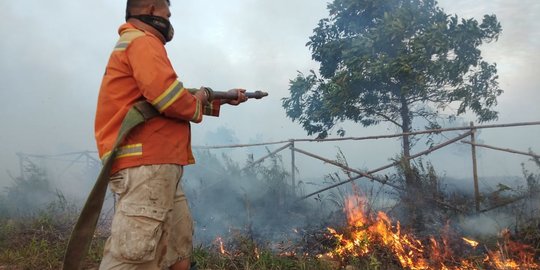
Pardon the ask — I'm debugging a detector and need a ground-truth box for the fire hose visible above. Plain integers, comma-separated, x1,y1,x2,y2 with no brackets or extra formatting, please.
63,90,267,270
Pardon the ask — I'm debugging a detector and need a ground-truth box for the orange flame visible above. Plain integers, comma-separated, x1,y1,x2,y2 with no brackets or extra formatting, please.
485,229,539,269
462,237,479,248
254,247,260,259
215,237,226,255
322,194,539,270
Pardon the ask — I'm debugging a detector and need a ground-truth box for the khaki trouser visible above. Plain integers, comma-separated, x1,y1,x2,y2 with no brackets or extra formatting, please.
99,164,193,270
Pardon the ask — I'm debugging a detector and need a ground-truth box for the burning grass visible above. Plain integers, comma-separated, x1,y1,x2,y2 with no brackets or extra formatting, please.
317,194,540,270
1,205,539,270
194,235,334,270
1,156,539,269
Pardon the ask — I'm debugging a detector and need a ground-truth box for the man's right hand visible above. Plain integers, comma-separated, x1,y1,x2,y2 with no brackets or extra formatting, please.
194,87,210,106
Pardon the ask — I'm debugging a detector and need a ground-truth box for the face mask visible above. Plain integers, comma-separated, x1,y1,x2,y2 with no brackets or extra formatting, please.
128,14,174,42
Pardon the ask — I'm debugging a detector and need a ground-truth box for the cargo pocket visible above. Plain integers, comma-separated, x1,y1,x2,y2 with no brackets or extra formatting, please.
109,171,127,195
110,202,169,263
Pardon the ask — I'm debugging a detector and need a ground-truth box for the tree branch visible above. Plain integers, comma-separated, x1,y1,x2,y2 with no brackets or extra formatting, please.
373,111,403,128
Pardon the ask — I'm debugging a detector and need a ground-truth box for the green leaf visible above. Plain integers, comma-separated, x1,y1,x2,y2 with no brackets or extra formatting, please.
283,0,502,141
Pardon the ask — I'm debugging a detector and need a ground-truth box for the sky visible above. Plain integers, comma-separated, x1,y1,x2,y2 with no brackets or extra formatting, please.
0,0,539,191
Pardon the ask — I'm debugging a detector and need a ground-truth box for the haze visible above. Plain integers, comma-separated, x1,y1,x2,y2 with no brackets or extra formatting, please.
0,0,538,190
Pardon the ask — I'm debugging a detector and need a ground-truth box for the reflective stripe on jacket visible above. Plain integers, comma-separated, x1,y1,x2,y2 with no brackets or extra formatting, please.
95,23,220,174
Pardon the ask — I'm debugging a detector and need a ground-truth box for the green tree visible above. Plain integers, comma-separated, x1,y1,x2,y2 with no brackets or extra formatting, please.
282,0,502,226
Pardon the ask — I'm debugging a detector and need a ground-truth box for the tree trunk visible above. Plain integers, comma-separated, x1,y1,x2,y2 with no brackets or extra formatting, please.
400,95,424,231
399,96,413,185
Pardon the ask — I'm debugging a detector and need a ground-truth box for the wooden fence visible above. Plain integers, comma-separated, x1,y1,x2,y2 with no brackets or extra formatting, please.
15,120,540,214
193,120,540,214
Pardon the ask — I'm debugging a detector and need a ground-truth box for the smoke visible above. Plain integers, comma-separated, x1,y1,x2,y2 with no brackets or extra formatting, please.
0,1,117,188
0,0,539,258
459,213,514,237
458,192,540,238
183,149,338,245
1,0,539,188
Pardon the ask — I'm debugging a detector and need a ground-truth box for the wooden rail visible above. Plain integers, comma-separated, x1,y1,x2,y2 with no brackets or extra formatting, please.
18,120,540,215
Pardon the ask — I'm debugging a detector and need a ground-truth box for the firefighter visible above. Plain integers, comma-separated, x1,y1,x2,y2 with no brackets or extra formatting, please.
95,0,247,269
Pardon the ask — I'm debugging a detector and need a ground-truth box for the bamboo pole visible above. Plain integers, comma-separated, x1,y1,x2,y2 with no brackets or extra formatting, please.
290,140,296,193
470,122,481,213
294,146,465,213
58,153,85,179
19,151,98,158
461,141,540,159
195,141,291,150
478,192,538,213
293,147,404,190
298,131,473,200
290,121,540,143
193,121,540,149
241,143,291,171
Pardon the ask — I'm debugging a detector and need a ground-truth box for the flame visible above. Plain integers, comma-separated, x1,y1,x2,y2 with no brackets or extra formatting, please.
254,247,260,259
215,237,226,255
321,194,539,270
279,251,297,257
485,229,539,269
462,237,479,248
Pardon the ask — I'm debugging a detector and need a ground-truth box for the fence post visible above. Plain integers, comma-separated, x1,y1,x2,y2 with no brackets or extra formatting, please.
470,122,480,213
290,140,296,194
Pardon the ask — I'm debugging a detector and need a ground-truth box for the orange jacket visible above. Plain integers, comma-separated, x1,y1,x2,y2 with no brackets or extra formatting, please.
95,23,220,174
